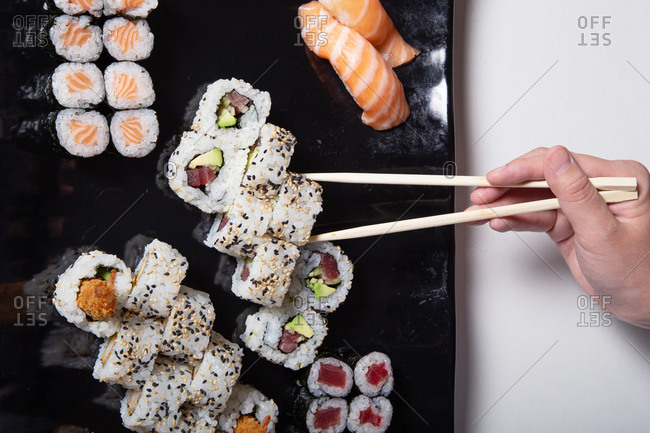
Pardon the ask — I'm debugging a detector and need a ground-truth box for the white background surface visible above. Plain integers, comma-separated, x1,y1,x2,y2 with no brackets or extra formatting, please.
452,0,650,432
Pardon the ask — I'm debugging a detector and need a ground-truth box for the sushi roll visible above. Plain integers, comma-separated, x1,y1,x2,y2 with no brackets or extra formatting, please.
241,124,296,200
120,357,192,430
307,357,354,398
126,239,188,318
92,313,164,389
187,332,243,419
103,18,154,61
290,242,353,313
167,130,249,214
241,305,327,370
217,384,279,433
53,251,132,337
52,62,105,108
110,109,159,157
103,0,159,18
160,286,215,361
204,188,274,258
231,238,299,306
353,352,393,397
48,15,103,62
305,397,349,433
48,0,104,17
347,396,393,433
191,78,271,148
54,109,110,157
104,61,155,109
267,172,323,246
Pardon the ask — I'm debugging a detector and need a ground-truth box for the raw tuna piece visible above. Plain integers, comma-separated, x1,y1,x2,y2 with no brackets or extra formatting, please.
366,362,389,386
187,166,216,188
318,363,347,388
314,406,342,430
320,253,340,283
278,328,302,354
359,407,382,427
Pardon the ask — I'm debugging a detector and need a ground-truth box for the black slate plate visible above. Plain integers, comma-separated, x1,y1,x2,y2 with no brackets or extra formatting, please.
0,1,455,432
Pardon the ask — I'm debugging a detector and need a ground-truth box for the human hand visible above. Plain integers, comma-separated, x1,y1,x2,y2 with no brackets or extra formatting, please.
467,146,650,328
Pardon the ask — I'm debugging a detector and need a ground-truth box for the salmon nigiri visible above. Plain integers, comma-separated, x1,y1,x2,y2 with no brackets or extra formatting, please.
299,1,409,131
319,0,420,67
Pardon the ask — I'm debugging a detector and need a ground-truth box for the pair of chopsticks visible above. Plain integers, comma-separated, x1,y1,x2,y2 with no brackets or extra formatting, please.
303,173,638,242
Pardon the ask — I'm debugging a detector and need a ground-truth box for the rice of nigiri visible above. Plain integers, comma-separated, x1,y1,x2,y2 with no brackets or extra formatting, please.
103,18,154,61
55,109,110,157
52,62,105,108
48,15,103,62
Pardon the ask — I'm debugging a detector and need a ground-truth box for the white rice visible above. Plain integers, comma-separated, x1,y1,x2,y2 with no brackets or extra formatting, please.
307,358,354,398
103,18,154,61
347,396,393,433
52,62,105,108
218,384,279,433
104,61,155,109
306,397,349,433
53,250,131,337
190,78,271,147
54,0,103,16
127,239,188,318
241,305,327,370
55,109,110,157
353,352,394,397
103,0,158,17
49,15,102,62
160,286,215,361
110,109,159,157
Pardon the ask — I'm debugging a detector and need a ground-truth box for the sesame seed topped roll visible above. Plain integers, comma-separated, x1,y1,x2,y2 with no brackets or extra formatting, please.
92,313,164,389
160,286,215,361
126,239,188,318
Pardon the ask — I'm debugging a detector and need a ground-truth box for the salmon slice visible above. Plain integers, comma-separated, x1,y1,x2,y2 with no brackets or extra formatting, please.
66,71,93,93
299,1,409,130
62,21,92,47
119,117,144,145
70,119,99,146
319,0,420,67
114,74,138,101
68,0,95,12
109,21,139,53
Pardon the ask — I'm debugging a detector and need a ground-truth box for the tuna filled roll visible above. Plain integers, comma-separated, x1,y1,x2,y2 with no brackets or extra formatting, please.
103,18,154,61
92,313,164,389
54,109,109,157
267,173,323,246
204,188,274,258
47,0,104,16
307,357,354,398
48,15,103,62
347,396,393,433
218,384,279,433
110,109,159,157
231,238,299,306
305,397,349,433
52,62,105,108
167,130,249,214
160,286,215,361
353,352,393,397
120,357,192,430
241,124,296,200
104,61,155,109
103,0,159,17
53,251,132,337
241,305,327,370
291,242,353,313
126,239,188,318
187,332,243,420
191,78,271,147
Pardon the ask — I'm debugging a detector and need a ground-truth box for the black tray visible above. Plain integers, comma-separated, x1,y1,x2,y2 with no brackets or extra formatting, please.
0,1,455,432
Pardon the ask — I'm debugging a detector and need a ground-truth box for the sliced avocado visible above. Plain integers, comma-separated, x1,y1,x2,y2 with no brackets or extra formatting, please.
188,149,223,169
308,265,323,278
245,146,260,171
306,277,337,300
217,110,237,128
96,266,116,281
284,314,314,338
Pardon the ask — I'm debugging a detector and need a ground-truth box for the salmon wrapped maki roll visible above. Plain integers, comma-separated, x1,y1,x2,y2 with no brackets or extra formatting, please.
47,15,103,62
299,2,410,131
319,0,420,67
103,18,154,61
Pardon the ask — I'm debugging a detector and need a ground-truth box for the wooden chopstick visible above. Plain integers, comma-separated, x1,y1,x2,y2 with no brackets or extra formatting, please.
302,173,637,192
308,190,638,242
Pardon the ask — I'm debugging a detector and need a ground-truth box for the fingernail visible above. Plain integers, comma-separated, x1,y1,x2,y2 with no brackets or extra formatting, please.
549,147,572,175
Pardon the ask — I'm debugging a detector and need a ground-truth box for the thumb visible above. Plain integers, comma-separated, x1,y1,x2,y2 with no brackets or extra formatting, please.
543,146,617,238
